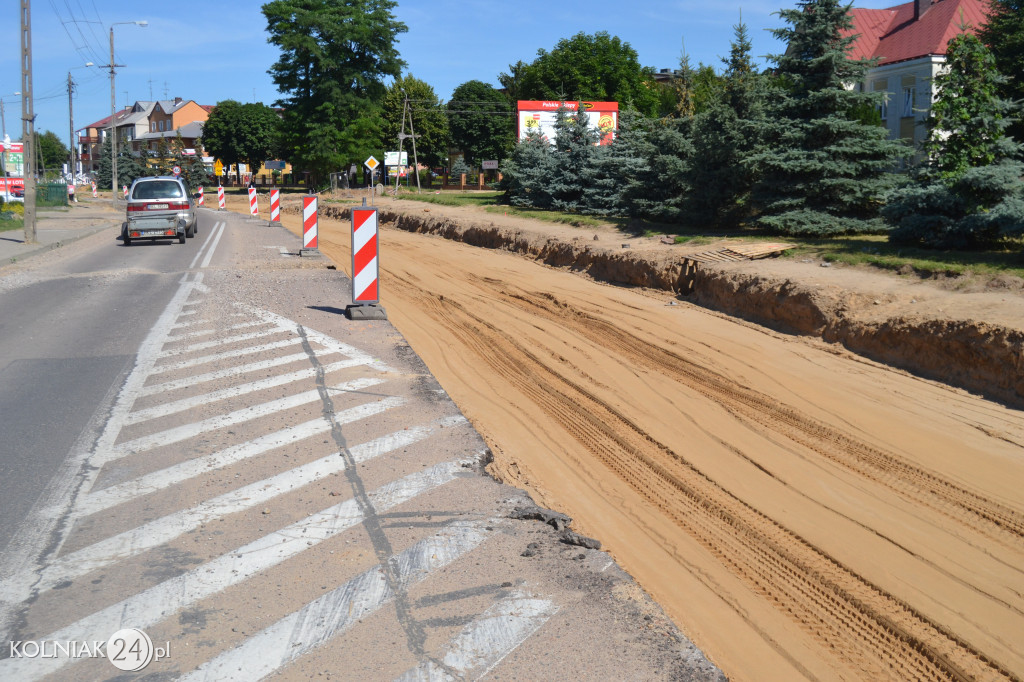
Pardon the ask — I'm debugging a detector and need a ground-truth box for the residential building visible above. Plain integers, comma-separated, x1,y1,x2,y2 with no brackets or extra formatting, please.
847,0,989,159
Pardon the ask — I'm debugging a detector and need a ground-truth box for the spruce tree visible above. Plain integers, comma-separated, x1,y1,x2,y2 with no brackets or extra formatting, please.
499,130,555,209
685,19,770,228
581,108,653,217
548,104,599,213
884,32,1024,248
627,116,693,223
749,0,906,235
978,0,1024,143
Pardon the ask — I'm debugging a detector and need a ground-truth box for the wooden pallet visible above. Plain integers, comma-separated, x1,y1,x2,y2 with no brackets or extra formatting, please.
688,243,791,263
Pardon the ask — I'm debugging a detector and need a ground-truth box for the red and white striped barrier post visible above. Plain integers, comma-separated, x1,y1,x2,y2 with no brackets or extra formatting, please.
91,182,97,198
270,189,280,223
197,186,204,206
217,185,225,210
301,195,318,254
122,185,128,199
248,187,258,217
351,205,379,304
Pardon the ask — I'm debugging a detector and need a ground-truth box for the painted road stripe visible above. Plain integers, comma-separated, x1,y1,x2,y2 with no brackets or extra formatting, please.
157,326,291,356
150,338,306,375
165,319,270,342
394,591,558,681
182,521,490,682
199,221,225,269
169,311,247,331
0,271,208,638
126,359,368,425
108,377,384,459
247,307,391,373
139,350,336,396
14,397,410,599
187,221,224,270
78,415,469,517
0,461,471,681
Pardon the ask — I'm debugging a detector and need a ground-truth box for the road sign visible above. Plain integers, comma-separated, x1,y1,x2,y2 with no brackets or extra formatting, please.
384,151,408,166
214,160,224,177
172,165,181,176
482,160,499,170
364,156,379,172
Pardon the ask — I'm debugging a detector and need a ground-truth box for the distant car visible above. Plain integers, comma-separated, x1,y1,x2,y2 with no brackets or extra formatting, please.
11,186,24,198
121,176,197,245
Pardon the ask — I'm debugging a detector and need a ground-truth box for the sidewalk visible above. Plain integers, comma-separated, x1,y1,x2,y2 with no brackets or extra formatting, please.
0,197,122,268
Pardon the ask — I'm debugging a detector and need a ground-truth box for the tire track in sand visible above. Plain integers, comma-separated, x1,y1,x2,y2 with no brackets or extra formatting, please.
492,286,1024,551
393,274,1016,682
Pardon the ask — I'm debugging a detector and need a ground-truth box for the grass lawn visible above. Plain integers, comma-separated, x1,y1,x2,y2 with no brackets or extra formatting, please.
372,190,1024,281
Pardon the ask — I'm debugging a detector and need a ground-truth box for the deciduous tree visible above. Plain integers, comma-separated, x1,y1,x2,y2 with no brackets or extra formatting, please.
202,100,281,178
447,80,514,167
499,32,661,116
263,0,406,184
381,75,448,169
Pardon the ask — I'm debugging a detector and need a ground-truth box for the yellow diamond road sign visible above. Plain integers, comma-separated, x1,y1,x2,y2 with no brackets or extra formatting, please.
214,159,224,176
364,156,379,172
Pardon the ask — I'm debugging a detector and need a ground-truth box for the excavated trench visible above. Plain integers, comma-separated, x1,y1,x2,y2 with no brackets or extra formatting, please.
312,202,1024,408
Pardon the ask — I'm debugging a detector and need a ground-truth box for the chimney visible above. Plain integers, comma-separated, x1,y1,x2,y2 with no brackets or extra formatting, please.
174,97,182,105
914,0,931,20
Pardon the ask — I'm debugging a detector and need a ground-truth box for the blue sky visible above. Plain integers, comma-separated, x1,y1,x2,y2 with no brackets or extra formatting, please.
2,0,901,150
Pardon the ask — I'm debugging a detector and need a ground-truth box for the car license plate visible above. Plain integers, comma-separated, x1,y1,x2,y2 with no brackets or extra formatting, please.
145,230,166,236
147,203,169,210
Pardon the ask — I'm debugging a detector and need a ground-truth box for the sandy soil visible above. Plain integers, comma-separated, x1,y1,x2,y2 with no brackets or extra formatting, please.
237,193,1024,681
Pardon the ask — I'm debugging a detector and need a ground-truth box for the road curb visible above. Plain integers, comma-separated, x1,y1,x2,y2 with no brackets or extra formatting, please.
1,223,115,270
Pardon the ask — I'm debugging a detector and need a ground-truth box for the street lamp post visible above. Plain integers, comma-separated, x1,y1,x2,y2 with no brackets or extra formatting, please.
107,20,147,203
1,92,22,200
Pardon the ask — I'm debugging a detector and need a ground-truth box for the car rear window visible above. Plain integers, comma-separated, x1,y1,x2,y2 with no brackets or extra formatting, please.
132,181,184,200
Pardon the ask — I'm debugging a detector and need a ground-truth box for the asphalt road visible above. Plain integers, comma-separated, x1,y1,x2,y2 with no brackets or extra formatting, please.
0,217,209,552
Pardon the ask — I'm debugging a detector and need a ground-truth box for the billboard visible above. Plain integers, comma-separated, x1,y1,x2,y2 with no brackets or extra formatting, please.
517,101,618,146
0,141,25,192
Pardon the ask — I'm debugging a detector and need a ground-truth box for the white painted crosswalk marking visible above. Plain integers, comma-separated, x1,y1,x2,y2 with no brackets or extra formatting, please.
393,592,558,681
126,359,369,425
0,460,471,681
77,415,468,517
181,520,491,682
108,377,384,460
5,398,420,601
139,350,343,396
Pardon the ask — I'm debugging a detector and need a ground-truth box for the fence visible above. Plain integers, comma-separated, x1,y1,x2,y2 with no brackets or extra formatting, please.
36,183,69,207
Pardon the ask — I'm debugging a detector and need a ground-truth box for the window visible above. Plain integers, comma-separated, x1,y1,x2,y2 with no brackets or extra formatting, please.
151,122,156,132
902,87,915,117
872,79,889,120
158,120,165,132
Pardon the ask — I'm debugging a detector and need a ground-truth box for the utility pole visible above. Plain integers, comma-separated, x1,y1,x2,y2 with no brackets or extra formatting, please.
108,26,122,201
67,72,75,182
20,0,36,244
396,91,421,194
406,97,421,192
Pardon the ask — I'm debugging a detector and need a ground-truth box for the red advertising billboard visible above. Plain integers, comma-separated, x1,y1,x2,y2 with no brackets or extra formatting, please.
517,101,618,146
0,141,25,192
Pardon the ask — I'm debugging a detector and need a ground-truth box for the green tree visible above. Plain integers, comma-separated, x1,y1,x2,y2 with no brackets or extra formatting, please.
884,32,1024,248
34,131,69,177
499,129,555,209
202,100,281,178
499,32,661,116
747,0,906,235
96,137,149,189
263,0,406,184
547,104,600,212
978,0,1024,142
684,19,770,228
447,80,514,166
381,75,448,169
581,108,654,217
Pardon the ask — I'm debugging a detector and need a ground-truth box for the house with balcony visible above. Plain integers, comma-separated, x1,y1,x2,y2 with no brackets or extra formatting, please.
847,0,989,159
78,97,213,175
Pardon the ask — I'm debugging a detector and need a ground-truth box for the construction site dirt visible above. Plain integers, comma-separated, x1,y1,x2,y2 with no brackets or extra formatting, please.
252,191,1024,681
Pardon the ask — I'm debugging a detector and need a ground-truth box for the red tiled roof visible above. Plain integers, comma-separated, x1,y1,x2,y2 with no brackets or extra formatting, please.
847,0,989,65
